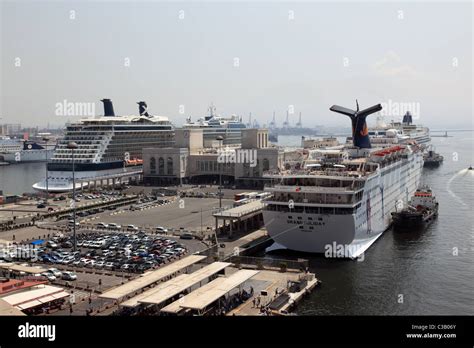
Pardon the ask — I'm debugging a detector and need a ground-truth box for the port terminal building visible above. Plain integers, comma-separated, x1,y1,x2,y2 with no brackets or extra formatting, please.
142,128,284,188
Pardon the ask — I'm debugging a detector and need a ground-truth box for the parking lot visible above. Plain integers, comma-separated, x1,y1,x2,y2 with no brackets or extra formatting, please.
0,190,135,224
95,197,234,232
35,230,189,274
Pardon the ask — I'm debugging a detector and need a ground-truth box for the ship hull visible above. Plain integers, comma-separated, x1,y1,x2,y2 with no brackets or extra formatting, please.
32,166,140,192
392,210,437,230
263,151,423,258
0,149,54,163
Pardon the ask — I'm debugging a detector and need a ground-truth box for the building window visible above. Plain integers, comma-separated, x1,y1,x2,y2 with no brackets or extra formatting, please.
150,157,156,174
263,158,270,171
253,159,260,177
158,157,165,175
167,157,173,175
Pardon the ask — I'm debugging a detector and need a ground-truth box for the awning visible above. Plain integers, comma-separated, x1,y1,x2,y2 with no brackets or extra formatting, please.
17,299,42,310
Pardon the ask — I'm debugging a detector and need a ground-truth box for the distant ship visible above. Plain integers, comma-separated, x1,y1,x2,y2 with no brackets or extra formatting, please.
0,137,54,163
33,99,174,192
368,112,431,145
183,104,247,146
262,101,424,258
423,146,444,167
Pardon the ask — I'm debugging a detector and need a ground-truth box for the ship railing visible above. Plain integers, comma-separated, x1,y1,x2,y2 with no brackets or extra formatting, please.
266,185,360,193
263,169,364,178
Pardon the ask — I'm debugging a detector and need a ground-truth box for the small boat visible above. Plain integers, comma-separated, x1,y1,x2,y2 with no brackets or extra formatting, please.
468,166,473,171
423,146,443,167
125,158,144,166
391,185,438,230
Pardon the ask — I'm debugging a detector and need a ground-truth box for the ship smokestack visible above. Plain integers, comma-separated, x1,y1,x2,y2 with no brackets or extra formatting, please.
137,101,149,117
330,100,382,148
101,99,115,116
402,111,412,125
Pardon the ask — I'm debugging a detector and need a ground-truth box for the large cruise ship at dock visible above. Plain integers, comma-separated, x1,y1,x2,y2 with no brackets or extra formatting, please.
183,104,246,145
33,99,174,192
262,102,424,258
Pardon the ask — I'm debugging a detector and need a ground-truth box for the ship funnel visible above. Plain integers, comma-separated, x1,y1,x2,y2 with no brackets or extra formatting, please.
330,100,382,148
101,99,115,116
137,101,149,117
402,111,412,125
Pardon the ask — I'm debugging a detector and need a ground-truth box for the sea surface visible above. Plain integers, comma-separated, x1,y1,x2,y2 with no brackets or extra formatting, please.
274,132,474,315
0,162,46,195
0,132,473,315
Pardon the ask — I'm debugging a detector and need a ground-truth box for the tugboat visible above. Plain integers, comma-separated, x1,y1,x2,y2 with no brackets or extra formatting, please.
423,146,444,167
391,185,439,230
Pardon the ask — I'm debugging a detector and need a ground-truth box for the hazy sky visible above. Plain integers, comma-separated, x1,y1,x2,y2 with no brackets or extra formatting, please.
1,0,472,129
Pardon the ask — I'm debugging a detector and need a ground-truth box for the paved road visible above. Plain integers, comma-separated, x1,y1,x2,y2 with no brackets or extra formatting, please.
96,198,234,232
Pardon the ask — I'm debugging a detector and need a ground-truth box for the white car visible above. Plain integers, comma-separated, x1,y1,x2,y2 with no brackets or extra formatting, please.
156,226,168,233
105,262,115,270
41,272,56,281
96,222,108,229
95,261,106,268
61,271,77,281
86,260,96,268
47,268,62,277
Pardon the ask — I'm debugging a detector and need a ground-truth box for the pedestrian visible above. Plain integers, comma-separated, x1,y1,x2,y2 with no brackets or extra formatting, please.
252,297,256,308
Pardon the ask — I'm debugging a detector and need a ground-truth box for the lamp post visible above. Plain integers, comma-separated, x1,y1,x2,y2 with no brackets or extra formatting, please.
216,135,224,209
43,137,50,202
67,141,78,252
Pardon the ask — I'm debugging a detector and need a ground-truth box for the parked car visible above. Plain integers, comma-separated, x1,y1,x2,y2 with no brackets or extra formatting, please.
104,262,115,270
41,272,56,281
47,268,62,277
62,271,77,281
46,241,59,249
180,233,194,240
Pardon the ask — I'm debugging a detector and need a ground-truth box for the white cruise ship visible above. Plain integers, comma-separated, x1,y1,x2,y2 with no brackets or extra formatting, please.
183,104,247,145
33,100,174,192
0,137,54,163
368,112,431,145
262,102,424,258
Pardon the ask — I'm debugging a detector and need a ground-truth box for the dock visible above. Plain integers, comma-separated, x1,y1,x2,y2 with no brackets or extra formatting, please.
227,270,319,316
